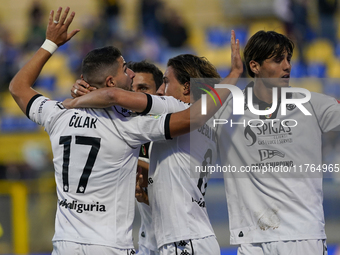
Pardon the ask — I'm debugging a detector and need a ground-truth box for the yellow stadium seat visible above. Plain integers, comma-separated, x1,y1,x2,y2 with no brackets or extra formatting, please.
248,20,285,38
304,39,335,65
327,58,340,78
1,92,25,116
290,78,323,93
199,46,232,68
41,53,68,76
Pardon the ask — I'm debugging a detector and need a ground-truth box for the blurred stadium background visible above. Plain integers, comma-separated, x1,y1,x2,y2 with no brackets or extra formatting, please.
0,0,340,254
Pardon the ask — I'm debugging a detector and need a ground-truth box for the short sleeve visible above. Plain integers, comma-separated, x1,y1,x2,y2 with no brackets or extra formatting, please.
147,95,190,115
28,95,67,132
118,114,170,147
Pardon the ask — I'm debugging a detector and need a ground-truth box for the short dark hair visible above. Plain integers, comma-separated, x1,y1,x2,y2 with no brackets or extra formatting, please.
82,46,122,87
244,30,294,78
127,60,163,90
167,54,221,101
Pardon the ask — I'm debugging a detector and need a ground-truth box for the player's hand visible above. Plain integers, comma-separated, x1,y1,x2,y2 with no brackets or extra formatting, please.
135,171,149,205
46,7,80,47
71,79,96,98
230,30,243,76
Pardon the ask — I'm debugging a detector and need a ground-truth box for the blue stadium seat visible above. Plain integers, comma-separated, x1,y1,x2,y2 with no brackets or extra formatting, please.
233,26,248,46
290,62,307,78
34,75,56,92
206,27,230,47
206,26,248,48
307,63,327,78
1,116,39,132
217,68,230,79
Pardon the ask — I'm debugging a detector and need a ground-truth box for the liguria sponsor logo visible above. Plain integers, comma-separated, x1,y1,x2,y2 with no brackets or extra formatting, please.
59,199,106,213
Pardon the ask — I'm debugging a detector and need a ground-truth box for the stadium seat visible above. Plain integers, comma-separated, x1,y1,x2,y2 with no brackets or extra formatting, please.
0,116,39,132
304,39,334,65
187,27,206,52
307,62,327,78
233,26,249,46
217,67,230,79
248,20,285,38
290,61,308,78
290,78,323,93
1,93,24,116
206,26,230,47
35,75,56,92
200,46,232,67
327,58,340,78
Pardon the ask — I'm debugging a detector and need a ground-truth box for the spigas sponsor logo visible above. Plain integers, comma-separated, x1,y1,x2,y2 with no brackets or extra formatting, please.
244,120,293,146
259,149,285,161
59,199,106,213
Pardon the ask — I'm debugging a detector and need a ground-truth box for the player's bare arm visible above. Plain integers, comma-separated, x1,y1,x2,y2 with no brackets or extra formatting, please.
9,7,79,114
63,30,242,137
64,85,149,112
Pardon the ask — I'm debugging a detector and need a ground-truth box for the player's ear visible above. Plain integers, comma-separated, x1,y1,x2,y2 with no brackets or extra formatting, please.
183,82,190,96
249,60,260,75
106,76,116,87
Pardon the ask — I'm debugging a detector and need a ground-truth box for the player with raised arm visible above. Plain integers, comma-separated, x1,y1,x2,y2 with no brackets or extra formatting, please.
9,7,237,255
64,31,243,255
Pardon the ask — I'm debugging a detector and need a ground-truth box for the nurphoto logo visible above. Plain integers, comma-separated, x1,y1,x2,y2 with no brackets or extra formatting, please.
201,84,312,116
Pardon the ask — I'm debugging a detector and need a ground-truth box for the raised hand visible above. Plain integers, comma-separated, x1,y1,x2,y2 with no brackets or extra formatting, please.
46,7,80,46
71,79,96,98
230,30,243,76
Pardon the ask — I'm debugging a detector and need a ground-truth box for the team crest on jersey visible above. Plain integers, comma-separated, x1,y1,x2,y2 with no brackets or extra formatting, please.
114,106,131,117
286,104,296,111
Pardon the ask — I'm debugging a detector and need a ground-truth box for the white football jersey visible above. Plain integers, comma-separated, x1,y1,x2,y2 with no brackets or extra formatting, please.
137,143,158,252
215,83,340,244
28,95,167,249
137,199,157,251
146,95,217,248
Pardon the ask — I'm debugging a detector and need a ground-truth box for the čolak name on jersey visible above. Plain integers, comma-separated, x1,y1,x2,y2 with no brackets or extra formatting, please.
59,199,106,213
69,114,98,129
